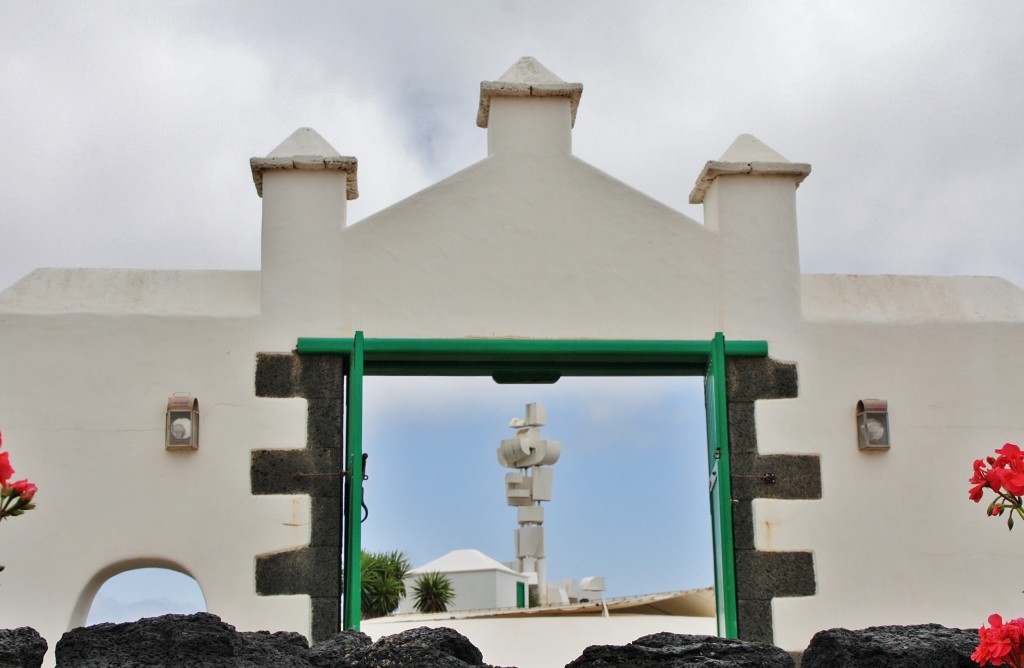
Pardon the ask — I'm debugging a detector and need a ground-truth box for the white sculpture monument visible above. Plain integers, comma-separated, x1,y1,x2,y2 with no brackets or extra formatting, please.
498,402,560,605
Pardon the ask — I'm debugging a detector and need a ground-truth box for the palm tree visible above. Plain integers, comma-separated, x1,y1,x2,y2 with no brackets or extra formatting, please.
348,550,411,619
412,570,455,614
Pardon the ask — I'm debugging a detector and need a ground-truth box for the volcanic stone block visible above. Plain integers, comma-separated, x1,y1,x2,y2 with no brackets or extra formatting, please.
735,550,816,600
732,499,755,551
801,624,979,668
309,497,342,547
308,629,372,667
0,627,47,668
737,599,775,645
728,402,759,454
730,453,821,500
55,613,309,667
256,547,339,598
251,449,344,497
726,358,798,402
566,632,795,667
356,627,489,667
255,353,300,398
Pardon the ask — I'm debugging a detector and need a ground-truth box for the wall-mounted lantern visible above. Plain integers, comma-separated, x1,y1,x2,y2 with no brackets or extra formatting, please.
856,399,889,451
166,395,199,451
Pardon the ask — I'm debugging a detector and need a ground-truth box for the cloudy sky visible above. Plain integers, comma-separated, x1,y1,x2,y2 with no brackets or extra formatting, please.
3,1,1022,624
2,2,1022,293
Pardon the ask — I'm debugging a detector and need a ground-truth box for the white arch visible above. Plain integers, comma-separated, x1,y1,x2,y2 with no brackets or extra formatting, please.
68,557,206,631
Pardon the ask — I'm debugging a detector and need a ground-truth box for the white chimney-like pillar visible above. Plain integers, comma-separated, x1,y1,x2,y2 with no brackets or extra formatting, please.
689,134,811,338
249,128,357,342
477,56,582,156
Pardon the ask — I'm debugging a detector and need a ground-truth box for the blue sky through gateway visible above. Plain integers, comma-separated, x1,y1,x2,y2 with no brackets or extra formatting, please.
360,375,713,599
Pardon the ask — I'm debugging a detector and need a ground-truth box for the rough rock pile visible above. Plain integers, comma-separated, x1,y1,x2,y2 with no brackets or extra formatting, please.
54,613,509,667
565,631,795,667
0,615,985,668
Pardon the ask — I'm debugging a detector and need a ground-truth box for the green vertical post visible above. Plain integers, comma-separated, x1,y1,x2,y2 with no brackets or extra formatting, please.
342,331,365,630
706,332,738,638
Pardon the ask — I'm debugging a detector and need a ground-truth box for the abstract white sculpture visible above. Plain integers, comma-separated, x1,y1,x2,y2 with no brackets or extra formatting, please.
498,402,560,605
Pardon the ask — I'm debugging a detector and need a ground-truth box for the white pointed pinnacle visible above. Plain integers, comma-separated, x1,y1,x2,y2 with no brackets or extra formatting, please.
249,127,358,200
688,133,811,205
477,56,583,128
497,57,566,85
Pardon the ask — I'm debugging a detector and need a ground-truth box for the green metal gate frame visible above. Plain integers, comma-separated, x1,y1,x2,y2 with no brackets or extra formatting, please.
296,333,765,637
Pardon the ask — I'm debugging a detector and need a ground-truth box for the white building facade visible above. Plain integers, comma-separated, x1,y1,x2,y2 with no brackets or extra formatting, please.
0,56,1022,665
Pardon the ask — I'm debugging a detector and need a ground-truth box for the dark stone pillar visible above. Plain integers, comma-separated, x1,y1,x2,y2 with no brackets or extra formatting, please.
251,353,344,643
726,357,820,644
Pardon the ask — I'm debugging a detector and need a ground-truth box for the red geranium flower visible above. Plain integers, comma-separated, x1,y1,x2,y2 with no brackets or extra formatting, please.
970,459,990,502
8,480,36,501
973,614,1024,668
0,452,13,487
968,443,1024,529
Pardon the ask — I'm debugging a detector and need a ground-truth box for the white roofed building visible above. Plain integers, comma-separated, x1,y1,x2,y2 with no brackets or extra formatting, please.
397,549,529,615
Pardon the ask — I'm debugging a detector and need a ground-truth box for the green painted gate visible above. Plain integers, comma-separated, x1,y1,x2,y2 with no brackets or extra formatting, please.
705,332,738,637
296,333,762,637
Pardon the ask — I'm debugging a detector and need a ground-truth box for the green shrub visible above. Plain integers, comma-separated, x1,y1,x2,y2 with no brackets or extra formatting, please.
412,571,455,614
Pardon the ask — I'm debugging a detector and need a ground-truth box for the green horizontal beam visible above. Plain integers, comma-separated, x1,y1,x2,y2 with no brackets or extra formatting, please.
367,360,710,378
295,337,767,377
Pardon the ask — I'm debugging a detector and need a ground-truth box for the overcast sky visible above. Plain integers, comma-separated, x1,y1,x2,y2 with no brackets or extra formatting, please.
2,2,1023,292
5,1,1022,626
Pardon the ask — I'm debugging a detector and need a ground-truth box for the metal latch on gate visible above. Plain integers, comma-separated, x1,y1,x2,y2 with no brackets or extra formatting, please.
292,454,371,522
292,453,370,483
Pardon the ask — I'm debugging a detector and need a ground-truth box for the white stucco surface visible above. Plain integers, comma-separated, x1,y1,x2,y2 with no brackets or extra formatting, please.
363,615,718,668
0,268,259,315
801,273,1024,322
1,56,1023,665
754,319,1024,650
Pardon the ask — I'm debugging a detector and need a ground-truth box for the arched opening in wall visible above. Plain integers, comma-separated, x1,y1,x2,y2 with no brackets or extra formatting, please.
84,566,206,626
359,375,714,619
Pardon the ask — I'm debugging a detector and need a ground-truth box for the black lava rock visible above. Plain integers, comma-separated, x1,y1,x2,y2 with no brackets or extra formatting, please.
308,629,372,667
55,612,309,667
351,626,497,668
52,615,503,668
801,624,979,668
0,627,47,668
566,632,795,667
